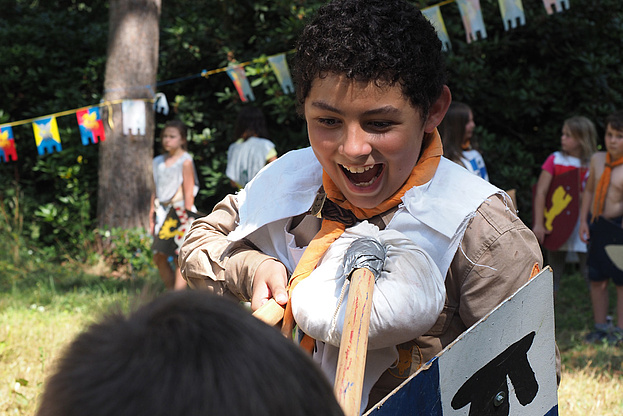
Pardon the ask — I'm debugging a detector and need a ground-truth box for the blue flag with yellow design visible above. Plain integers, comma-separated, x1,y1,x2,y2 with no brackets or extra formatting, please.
33,116,62,156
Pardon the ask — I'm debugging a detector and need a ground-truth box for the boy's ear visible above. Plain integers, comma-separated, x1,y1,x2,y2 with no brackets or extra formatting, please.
424,86,452,133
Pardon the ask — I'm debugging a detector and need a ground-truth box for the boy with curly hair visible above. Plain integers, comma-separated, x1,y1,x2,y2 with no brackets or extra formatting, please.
180,0,542,410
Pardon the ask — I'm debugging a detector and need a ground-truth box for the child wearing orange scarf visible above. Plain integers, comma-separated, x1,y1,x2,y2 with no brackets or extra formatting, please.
579,110,623,345
179,0,543,411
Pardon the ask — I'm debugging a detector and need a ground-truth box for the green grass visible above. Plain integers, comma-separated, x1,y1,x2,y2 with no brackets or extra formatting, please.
555,266,623,415
0,258,164,415
555,266,623,369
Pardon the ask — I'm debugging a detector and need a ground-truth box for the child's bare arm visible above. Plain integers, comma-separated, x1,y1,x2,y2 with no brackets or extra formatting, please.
532,169,553,244
149,193,156,235
579,156,597,243
182,159,196,211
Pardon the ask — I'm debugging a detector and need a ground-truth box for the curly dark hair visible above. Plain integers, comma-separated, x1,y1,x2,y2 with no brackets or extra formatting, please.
606,110,623,132
293,0,447,117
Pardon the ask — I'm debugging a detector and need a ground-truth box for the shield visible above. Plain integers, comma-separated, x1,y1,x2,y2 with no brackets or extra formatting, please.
365,268,558,416
532,169,581,251
587,217,623,274
152,207,202,257
605,245,623,272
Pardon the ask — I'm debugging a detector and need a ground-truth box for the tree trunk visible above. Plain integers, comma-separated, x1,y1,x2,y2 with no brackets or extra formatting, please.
98,0,161,231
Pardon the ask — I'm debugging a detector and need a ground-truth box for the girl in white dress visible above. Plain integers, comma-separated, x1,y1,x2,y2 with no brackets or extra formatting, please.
150,120,199,290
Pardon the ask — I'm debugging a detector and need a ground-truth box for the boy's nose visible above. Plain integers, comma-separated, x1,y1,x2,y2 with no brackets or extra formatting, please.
340,125,371,158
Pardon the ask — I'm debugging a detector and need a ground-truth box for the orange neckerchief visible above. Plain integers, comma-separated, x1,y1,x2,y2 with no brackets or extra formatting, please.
280,129,443,346
461,140,471,150
591,153,623,222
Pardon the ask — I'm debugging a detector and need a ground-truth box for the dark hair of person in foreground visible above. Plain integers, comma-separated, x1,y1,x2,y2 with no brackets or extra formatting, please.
36,290,344,416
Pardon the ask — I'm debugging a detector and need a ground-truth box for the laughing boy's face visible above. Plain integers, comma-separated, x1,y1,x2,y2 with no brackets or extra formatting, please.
305,73,435,208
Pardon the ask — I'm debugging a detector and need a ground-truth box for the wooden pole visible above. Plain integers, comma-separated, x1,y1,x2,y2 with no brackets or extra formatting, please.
252,298,285,327
253,237,385,416
334,267,376,416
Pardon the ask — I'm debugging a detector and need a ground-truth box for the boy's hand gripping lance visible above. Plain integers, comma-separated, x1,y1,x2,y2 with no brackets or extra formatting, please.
252,298,285,326
252,237,387,416
334,237,386,416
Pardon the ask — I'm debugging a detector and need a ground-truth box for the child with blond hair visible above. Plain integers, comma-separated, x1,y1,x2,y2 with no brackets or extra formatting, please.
533,116,597,292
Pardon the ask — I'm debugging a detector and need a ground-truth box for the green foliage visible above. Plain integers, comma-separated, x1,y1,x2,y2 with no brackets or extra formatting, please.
0,0,107,263
0,1,107,118
0,184,28,266
31,147,98,259
95,227,155,279
156,0,313,210
438,0,623,220
0,182,156,290
1,0,622,271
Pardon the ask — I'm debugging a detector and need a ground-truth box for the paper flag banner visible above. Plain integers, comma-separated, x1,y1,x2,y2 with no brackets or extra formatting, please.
499,0,526,30
33,116,62,156
542,0,570,14
226,65,255,102
268,53,295,94
76,107,106,145
121,100,146,135
422,6,452,51
0,125,17,162
154,92,169,115
457,0,488,43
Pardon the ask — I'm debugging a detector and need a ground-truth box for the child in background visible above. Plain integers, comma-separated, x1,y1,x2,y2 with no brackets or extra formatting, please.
579,110,623,344
438,101,489,181
226,106,277,189
150,120,199,290
533,116,597,293
35,291,345,416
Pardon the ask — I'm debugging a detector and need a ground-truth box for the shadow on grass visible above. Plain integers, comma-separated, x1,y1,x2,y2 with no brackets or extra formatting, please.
0,254,165,308
555,267,623,377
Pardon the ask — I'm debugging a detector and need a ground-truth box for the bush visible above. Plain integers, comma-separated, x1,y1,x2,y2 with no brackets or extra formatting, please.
441,0,623,221
0,1,107,264
1,0,622,269
95,227,155,280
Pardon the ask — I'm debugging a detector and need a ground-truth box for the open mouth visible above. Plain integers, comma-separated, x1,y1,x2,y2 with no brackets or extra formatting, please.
340,164,384,187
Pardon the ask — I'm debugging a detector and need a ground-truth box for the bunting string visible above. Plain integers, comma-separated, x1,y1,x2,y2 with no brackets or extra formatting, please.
3,48,296,131
0,1,569,162
1,98,153,129
422,0,569,47
425,0,457,8
0,98,155,161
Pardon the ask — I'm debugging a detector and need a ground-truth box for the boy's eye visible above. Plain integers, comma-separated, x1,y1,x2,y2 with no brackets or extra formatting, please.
369,121,393,129
318,118,339,126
